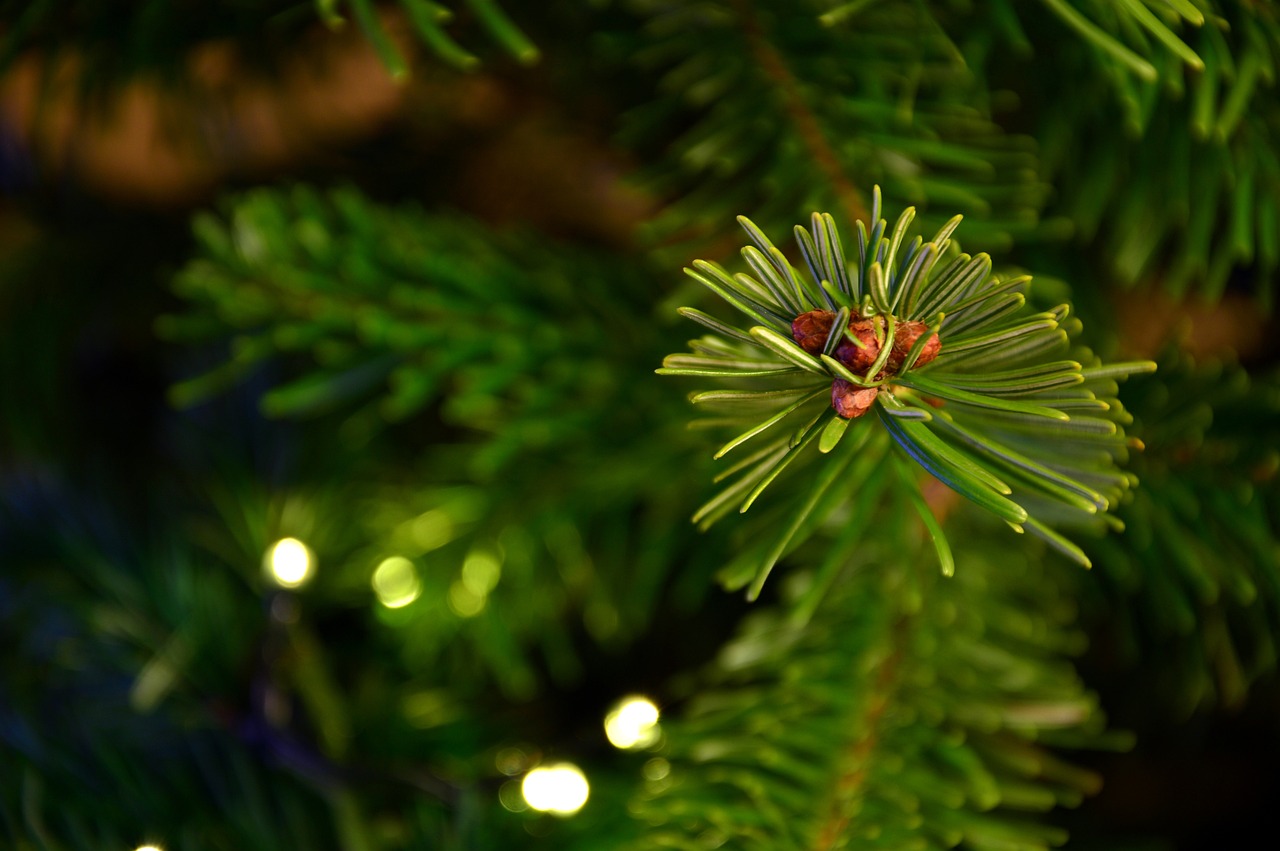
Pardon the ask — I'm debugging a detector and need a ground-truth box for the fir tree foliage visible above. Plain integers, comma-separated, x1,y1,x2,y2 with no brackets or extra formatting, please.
661,189,1154,594
0,0,535,81
631,511,1115,851
4,1,1280,849
623,0,1045,258
1084,352,1280,713
1003,0,1280,306
163,185,736,696
164,185,655,458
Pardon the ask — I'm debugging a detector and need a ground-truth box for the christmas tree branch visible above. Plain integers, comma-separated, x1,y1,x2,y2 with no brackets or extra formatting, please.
812,614,910,849
730,0,869,225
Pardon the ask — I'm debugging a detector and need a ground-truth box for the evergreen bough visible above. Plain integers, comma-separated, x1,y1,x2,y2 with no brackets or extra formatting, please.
662,189,1154,596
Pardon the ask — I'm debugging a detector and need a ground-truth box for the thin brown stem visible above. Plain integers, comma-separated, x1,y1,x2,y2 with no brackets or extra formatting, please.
812,614,910,850
732,0,870,225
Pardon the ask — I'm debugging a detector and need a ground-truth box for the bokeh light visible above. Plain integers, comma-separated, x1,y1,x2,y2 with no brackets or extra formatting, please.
372,556,420,608
604,696,661,749
499,779,529,812
643,757,671,781
462,548,502,595
266,537,313,588
521,763,589,815
135,845,164,851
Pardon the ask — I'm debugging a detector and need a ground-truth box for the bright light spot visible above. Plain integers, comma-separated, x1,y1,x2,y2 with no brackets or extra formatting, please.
135,846,164,851
372,556,420,608
448,580,485,617
604,696,661,750
462,549,502,595
521,763,589,815
267,538,313,588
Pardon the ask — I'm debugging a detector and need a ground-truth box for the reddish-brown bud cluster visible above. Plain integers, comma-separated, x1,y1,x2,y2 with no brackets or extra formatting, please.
790,309,941,420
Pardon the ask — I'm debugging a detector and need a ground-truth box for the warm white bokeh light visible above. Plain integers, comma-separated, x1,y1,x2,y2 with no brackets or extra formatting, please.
604,696,661,749
267,537,313,588
521,763,589,815
135,845,164,851
372,556,421,608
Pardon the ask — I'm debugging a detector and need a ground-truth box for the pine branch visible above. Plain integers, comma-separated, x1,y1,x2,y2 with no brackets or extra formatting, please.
661,192,1153,593
1084,351,1280,712
631,513,1112,850
163,186,657,445
0,0,537,83
730,0,869,225
983,1,1280,306
623,0,1046,259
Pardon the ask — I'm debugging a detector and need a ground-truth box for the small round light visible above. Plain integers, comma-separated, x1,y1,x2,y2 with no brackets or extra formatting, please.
521,763,589,815
372,556,421,608
604,696,661,750
266,538,313,588
135,845,164,851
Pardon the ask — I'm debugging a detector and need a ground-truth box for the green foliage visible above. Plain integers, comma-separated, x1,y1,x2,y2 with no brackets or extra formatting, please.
1085,353,1280,713
0,0,535,83
164,186,738,697
325,0,538,74
5,2,1280,849
661,191,1154,596
1028,0,1207,83
994,1,1280,306
0,477,550,851
622,0,1045,259
165,186,651,456
631,513,1115,850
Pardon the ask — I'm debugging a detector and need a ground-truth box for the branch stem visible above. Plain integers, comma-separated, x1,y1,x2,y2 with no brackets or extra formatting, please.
812,611,910,849
732,0,870,225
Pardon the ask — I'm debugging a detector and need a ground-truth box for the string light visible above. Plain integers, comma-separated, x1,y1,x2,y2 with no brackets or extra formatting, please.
266,537,313,588
604,696,661,749
521,763,589,815
372,556,420,608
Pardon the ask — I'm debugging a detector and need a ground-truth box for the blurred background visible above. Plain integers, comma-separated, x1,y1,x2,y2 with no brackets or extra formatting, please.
2,2,1279,849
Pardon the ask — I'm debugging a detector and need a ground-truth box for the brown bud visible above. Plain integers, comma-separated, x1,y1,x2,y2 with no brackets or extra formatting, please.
888,320,941,372
831,380,879,419
834,315,885,374
791,310,836,354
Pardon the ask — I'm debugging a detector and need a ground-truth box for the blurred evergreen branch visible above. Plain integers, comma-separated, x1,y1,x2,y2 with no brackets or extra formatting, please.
0,0,536,82
163,186,655,455
985,1,1280,306
1029,0,1207,83
163,185,739,698
622,0,1046,260
1085,352,1280,714
631,515,1119,849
